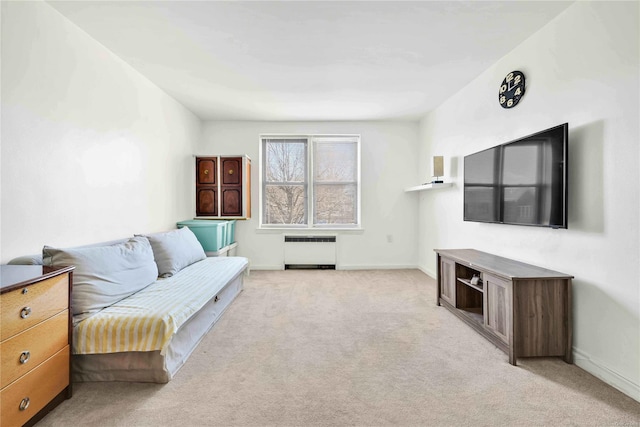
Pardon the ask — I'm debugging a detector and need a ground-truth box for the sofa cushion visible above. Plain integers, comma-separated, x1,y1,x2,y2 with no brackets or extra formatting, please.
8,254,43,265
43,236,158,316
142,227,206,277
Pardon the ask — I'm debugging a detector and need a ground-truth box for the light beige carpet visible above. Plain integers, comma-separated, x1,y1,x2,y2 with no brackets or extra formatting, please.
39,269,639,426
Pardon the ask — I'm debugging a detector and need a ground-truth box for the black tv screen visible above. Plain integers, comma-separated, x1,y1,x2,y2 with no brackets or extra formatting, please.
464,123,568,228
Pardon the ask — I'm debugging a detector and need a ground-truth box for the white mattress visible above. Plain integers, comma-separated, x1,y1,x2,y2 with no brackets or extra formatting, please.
72,257,248,383
73,256,248,355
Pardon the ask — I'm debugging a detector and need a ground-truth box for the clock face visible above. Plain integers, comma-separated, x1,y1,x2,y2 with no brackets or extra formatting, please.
498,71,525,109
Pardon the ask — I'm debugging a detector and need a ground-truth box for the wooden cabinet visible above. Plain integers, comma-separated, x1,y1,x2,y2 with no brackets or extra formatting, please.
483,273,511,344
435,249,572,365
220,157,243,216
439,257,456,306
0,265,74,427
196,155,251,219
196,157,218,216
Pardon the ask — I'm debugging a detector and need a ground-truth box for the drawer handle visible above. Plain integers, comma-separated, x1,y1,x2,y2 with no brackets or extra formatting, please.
214,295,219,302
228,169,234,175
204,169,209,175
20,307,32,319
19,397,30,411
19,351,31,364
22,288,28,295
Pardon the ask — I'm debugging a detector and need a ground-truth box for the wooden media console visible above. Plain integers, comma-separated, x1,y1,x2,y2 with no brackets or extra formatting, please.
435,249,573,365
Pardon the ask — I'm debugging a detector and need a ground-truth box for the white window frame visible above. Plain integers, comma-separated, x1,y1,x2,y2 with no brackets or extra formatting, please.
259,134,361,229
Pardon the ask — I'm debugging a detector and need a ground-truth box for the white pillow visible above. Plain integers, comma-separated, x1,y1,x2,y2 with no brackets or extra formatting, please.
43,236,158,316
8,254,43,265
142,227,206,277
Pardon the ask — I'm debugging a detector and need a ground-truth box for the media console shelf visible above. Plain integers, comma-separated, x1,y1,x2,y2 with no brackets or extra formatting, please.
435,249,573,365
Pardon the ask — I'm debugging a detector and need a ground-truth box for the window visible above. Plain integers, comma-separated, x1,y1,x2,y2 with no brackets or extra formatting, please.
261,135,360,228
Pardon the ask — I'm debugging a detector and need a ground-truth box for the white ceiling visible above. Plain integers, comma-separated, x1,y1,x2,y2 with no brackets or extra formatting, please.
48,1,573,121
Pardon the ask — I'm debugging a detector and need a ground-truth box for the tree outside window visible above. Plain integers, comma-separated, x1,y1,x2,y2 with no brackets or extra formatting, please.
262,136,360,228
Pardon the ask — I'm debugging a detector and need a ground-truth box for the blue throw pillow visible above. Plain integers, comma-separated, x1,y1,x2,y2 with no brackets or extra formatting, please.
142,227,206,277
43,236,158,316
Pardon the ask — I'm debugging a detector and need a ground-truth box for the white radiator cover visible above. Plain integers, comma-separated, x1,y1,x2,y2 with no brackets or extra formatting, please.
283,236,337,267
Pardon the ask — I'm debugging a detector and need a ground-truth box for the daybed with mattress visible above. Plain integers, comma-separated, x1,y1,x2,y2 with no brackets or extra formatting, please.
9,227,248,383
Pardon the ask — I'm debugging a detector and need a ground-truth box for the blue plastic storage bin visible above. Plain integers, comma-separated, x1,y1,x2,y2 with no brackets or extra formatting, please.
176,220,228,252
226,220,236,245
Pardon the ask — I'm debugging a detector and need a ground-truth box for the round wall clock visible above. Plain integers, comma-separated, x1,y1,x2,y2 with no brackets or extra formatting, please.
498,70,525,109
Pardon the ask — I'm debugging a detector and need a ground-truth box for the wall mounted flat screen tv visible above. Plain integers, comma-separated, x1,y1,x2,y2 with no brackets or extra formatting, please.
464,123,568,229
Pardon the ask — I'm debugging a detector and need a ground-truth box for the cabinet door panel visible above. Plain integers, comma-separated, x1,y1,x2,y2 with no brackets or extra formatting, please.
196,188,217,216
440,257,456,306
221,158,241,185
221,188,242,216
197,158,216,185
484,273,511,344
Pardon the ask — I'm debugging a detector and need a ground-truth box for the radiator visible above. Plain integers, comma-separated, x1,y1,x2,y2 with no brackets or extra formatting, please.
283,236,337,270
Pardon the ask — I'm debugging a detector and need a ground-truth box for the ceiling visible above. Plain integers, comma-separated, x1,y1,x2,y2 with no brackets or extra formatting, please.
48,1,573,121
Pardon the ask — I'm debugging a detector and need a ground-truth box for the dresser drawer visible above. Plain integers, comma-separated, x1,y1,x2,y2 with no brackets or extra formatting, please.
1,346,69,427
1,274,69,341
0,310,69,389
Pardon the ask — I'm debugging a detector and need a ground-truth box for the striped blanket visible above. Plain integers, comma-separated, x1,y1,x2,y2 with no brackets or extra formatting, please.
73,256,248,355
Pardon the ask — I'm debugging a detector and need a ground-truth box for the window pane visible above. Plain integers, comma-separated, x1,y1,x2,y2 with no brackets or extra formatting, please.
314,184,357,225
503,186,546,225
264,185,306,225
263,138,308,226
503,144,540,185
265,139,306,183
465,148,498,185
314,141,357,182
464,187,498,222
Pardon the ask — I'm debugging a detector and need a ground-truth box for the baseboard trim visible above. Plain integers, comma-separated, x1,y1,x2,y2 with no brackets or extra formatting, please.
250,265,284,271
573,347,640,402
418,265,436,279
336,264,418,270
252,264,421,271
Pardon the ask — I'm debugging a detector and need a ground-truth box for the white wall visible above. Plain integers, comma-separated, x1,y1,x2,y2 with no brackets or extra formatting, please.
417,2,639,400
1,1,201,262
200,121,419,270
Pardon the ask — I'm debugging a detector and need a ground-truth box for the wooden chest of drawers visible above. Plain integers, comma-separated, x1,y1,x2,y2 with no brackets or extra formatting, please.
0,265,74,427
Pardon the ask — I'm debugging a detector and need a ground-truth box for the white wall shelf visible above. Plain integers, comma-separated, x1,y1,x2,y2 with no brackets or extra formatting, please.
404,183,453,192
